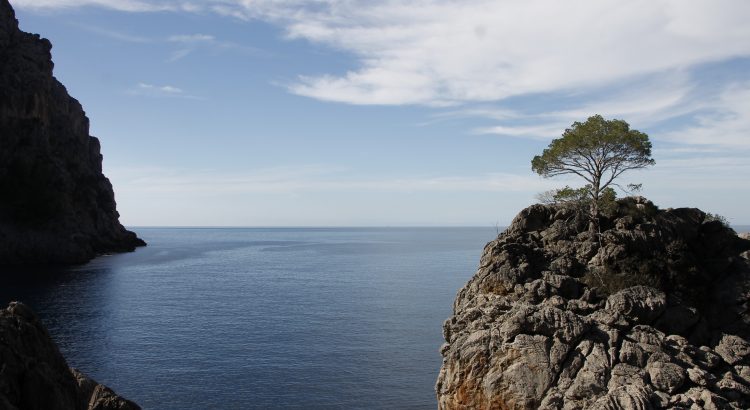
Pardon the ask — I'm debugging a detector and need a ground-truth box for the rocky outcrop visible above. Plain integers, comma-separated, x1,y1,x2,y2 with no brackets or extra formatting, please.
741,233,750,260
0,0,144,265
0,302,139,410
437,197,750,409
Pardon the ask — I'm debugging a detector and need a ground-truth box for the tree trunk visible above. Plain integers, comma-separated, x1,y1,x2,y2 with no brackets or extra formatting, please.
589,177,601,235
588,200,599,235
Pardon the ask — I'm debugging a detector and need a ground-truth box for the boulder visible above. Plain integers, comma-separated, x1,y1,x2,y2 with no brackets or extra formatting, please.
0,302,140,410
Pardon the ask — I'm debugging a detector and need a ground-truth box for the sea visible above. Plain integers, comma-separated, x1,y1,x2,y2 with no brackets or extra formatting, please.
0,227,500,409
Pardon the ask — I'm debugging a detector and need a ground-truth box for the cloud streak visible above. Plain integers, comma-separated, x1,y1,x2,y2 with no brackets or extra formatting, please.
12,0,175,12
110,166,557,195
126,82,203,99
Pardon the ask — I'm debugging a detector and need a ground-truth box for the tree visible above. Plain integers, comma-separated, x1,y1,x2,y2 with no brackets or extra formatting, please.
531,115,654,229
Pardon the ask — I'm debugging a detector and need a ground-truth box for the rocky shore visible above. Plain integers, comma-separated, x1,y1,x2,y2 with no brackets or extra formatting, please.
437,197,750,409
0,302,139,410
0,0,145,265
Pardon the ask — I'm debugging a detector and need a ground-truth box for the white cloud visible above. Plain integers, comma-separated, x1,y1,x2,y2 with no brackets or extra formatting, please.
221,0,750,106
19,0,750,152
126,82,204,99
11,0,173,12
167,33,215,43
473,123,563,140
137,82,182,93
661,82,750,149
19,1,750,107
222,0,750,154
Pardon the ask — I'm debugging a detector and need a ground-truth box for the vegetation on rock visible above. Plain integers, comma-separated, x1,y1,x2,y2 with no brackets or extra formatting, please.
532,115,655,230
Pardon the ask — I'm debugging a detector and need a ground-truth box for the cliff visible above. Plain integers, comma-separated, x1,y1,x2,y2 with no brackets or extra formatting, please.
437,197,750,409
0,0,145,265
0,302,139,410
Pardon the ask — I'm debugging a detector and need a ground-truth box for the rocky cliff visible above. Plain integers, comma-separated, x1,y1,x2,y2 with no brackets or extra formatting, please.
0,0,145,265
437,197,750,409
0,302,140,410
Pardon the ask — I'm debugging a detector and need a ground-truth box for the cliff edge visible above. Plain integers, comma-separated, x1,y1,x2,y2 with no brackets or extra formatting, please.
0,0,145,265
437,197,750,409
0,302,140,410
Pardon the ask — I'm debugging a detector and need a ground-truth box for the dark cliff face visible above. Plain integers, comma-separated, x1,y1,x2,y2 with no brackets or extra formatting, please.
0,0,145,265
437,197,750,409
0,302,140,410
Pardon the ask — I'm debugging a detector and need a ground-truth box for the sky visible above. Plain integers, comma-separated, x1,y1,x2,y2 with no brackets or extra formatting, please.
10,0,750,227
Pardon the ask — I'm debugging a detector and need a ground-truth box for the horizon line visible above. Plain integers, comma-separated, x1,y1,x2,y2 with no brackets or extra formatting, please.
126,225,507,229
125,223,750,229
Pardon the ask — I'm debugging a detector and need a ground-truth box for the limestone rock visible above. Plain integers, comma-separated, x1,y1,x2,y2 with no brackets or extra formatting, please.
0,302,140,410
647,361,686,394
437,198,750,409
0,0,145,265
715,334,750,366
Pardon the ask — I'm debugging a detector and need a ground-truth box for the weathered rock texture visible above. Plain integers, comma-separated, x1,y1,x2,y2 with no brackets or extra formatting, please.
0,0,144,265
437,197,750,409
0,302,140,410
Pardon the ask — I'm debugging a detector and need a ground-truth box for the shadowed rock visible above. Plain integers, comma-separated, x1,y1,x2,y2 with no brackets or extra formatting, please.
0,0,145,265
0,302,140,410
437,197,750,409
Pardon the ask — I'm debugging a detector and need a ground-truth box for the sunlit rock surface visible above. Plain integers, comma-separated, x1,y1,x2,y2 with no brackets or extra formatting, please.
437,197,750,409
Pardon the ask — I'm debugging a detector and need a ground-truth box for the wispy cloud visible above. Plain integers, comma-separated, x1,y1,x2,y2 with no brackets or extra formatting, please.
660,82,750,150
162,33,266,61
126,82,203,99
138,82,182,93
167,33,215,43
109,165,556,195
473,124,563,141
167,48,192,62
12,0,174,12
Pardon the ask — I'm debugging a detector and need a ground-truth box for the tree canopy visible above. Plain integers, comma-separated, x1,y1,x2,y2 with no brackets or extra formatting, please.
532,115,654,203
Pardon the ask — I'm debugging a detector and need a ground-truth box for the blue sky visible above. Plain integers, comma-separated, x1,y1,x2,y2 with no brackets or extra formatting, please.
11,0,750,226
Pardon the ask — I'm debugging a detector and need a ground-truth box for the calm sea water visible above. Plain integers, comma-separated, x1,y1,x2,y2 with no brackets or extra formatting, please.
0,227,497,409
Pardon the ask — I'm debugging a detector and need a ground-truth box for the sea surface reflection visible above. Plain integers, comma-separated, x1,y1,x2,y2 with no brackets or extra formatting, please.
0,227,496,409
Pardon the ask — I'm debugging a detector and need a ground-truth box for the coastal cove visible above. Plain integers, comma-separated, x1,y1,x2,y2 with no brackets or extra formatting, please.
0,227,497,409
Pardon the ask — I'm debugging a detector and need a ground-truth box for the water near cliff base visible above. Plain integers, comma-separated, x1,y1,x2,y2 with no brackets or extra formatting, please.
0,227,496,409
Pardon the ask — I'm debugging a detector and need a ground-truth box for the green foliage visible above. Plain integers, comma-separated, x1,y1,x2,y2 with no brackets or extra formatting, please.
535,185,589,205
705,212,730,228
537,184,618,217
531,115,655,204
597,187,618,217
554,186,589,203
